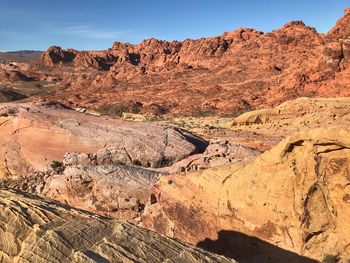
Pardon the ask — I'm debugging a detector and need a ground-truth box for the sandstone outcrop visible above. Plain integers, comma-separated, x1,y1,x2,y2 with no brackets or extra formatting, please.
158,97,350,156
1,8,350,263
164,141,260,173
142,127,350,262
0,189,234,263
0,101,207,179
39,46,116,70
233,97,350,127
328,8,350,40
5,9,344,116
41,164,161,220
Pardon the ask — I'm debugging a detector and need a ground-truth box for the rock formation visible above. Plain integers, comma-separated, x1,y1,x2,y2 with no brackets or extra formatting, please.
1,8,350,263
157,97,350,155
3,8,343,117
328,8,350,40
41,164,161,220
0,101,207,179
0,189,234,263
142,127,350,262
233,97,350,127
0,100,210,221
164,141,260,173
0,88,27,102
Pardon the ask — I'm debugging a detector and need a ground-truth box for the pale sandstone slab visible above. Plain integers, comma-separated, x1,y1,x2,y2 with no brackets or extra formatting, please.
0,189,234,263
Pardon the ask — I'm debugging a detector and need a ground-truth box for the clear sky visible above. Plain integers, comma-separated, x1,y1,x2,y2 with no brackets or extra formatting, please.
0,0,349,51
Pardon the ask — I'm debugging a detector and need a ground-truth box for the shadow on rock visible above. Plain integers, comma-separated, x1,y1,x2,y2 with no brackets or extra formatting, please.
197,230,318,263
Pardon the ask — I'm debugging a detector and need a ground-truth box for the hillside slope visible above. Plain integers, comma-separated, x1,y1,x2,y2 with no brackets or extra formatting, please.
15,8,348,116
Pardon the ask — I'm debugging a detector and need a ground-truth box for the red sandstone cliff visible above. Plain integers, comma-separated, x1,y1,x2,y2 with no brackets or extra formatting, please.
6,8,350,116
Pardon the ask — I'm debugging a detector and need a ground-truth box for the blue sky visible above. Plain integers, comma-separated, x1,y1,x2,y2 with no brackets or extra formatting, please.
0,0,349,51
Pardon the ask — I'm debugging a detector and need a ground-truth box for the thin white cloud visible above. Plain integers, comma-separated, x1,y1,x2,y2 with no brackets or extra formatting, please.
53,25,132,39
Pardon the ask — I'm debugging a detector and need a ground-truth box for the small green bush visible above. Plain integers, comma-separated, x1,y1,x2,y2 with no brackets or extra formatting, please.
322,254,339,263
50,160,63,169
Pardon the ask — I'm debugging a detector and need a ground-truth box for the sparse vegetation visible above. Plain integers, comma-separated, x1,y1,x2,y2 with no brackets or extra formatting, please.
322,254,339,263
190,108,215,117
98,102,143,116
50,160,63,170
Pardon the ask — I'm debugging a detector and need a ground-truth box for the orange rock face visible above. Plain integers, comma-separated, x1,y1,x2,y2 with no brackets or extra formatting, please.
12,8,346,117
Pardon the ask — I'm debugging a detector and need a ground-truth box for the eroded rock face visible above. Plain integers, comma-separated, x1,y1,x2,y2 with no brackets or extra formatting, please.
328,8,350,40
11,9,345,117
0,102,208,179
233,97,350,127
0,189,234,263
41,164,161,220
165,141,260,173
142,127,350,262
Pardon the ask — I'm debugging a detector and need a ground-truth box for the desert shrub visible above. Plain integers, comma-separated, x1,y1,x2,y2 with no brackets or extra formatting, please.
145,103,170,115
98,102,143,116
191,108,215,117
322,254,339,263
98,104,128,116
50,160,63,169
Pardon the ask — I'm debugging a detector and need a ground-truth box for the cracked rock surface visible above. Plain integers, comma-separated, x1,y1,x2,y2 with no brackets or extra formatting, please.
42,164,162,220
0,101,208,179
142,127,350,262
0,189,234,263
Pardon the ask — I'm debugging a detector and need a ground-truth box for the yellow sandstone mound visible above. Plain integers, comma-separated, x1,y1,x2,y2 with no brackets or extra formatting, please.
0,189,234,263
142,126,350,262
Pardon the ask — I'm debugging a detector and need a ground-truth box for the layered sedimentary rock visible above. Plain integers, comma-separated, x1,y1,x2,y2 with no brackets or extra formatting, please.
9,9,346,116
165,141,260,173
0,101,209,222
0,101,207,179
233,97,350,127
41,164,161,220
0,189,234,263
142,127,350,262
157,97,350,156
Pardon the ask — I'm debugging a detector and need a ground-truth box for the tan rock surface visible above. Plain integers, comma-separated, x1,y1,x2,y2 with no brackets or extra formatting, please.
164,141,260,173
155,97,350,157
233,97,350,127
0,189,234,263
142,127,350,262
41,164,162,220
0,101,207,179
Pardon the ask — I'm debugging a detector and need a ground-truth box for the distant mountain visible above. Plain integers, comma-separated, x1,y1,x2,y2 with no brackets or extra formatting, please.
34,9,350,116
0,50,43,62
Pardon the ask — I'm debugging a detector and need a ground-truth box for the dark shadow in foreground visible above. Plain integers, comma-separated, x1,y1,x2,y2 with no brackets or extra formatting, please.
197,230,318,263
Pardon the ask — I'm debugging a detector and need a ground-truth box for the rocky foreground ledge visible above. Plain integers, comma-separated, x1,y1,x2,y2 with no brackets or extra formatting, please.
0,189,234,263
